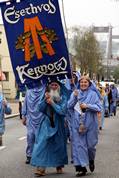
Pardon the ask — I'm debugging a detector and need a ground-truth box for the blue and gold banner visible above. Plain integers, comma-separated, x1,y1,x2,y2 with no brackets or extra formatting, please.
0,0,71,89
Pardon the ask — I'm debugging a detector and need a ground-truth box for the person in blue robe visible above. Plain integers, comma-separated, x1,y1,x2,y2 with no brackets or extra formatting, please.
0,92,5,146
65,71,80,142
22,85,46,164
0,85,10,146
110,84,118,116
31,81,68,176
65,71,80,92
67,76,102,177
105,84,112,116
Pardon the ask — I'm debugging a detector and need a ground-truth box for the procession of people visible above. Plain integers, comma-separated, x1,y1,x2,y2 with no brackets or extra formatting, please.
0,0,119,177
14,73,117,177
0,71,118,177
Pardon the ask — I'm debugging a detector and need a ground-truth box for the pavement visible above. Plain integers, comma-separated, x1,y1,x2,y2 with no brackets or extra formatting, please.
0,110,119,178
5,101,20,119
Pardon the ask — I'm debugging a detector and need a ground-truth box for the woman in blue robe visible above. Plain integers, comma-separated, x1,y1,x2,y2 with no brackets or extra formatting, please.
22,85,46,164
67,76,102,177
31,81,68,176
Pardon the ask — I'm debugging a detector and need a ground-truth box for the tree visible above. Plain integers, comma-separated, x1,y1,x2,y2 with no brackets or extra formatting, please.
113,66,119,82
71,27,104,78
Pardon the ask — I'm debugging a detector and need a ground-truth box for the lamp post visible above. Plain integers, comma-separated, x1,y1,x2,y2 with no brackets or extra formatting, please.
106,25,112,80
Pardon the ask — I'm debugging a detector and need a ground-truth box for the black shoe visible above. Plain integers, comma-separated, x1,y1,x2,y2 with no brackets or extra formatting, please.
25,156,31,164
99,127,102,130
89,160,95,172
76,167,87,177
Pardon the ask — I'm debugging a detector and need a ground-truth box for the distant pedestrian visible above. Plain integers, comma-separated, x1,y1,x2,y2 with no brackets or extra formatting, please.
105,84,112,116
67,76,102,177
110,84,118,116
19,91,26,119
0,85,11,146
99,86,109,130
0,90,5,146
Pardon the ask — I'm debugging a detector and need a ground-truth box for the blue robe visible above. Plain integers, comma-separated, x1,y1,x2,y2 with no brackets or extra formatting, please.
22,85,46,157
67,87,102,167
0,94,5,135
31,87,68,167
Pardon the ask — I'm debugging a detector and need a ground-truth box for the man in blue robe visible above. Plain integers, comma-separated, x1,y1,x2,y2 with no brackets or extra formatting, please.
31,81,68,176
67,76,102,176
22,85,45,164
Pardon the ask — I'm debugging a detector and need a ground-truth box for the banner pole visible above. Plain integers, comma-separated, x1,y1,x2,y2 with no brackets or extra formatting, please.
61,0,73,77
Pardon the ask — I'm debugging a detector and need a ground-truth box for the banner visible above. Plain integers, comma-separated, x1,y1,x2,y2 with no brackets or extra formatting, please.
0,0,71,89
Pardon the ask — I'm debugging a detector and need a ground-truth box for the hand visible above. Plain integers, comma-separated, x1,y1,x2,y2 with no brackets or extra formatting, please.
80,103,87,109
74,90,78,96
79,123,86,133
22,118,26,126
3,100,7,107
46,97,53,105
45,92,50,99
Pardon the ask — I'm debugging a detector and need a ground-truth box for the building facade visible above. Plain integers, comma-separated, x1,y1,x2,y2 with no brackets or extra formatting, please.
0,24,16,99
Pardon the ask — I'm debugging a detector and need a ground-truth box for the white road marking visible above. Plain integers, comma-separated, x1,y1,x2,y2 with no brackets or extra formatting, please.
18,136,26,141
0,146,6,150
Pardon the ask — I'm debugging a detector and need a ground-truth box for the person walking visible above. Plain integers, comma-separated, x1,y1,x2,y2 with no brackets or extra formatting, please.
22,85,45,164
31,81,68,176
110,84,118,116
0,85,11,146
0,90,5,146
67,76,102,177
99,86,109,130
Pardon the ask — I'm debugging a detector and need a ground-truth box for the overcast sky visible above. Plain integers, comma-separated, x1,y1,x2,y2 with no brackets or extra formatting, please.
0,0,119,35
61,0,119,26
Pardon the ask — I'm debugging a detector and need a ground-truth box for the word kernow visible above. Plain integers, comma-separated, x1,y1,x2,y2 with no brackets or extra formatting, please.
16,57,67,83
4,0,56,24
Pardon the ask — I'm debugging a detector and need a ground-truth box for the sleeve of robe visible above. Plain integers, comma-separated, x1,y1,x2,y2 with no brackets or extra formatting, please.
51,96,67,116
38,98,47,113
67,92,78,109
87,92,102,112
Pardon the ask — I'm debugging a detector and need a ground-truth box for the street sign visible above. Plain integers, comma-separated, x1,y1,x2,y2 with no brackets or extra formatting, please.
93,26,109,33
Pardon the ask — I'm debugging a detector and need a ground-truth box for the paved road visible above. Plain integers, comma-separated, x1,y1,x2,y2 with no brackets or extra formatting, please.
0,113,119,178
